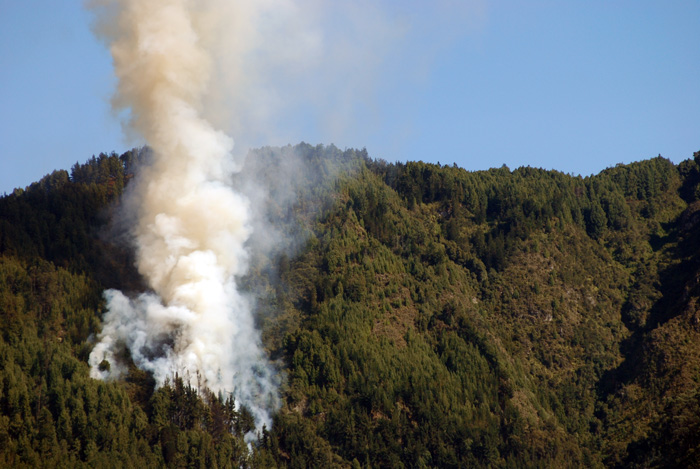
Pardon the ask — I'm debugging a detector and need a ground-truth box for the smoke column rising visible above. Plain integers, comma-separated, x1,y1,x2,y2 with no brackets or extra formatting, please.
87,0,278,430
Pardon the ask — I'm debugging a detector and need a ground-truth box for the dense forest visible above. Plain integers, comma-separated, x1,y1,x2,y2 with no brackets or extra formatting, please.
1,143,700,467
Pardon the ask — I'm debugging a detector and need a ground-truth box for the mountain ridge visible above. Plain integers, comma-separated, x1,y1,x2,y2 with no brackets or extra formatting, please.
1,143,699,467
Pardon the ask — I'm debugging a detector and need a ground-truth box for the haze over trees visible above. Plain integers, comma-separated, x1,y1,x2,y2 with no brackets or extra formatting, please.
1,143,700,467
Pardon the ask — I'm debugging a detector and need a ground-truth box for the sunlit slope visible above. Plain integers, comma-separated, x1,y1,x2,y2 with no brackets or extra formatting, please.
1,145,700,467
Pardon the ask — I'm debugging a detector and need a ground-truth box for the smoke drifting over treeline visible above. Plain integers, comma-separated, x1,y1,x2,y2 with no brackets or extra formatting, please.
86,0,477,157
86,0,288,433
84,0,474,436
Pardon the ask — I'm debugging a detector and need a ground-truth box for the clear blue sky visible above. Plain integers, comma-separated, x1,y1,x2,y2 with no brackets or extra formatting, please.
1,1,698,194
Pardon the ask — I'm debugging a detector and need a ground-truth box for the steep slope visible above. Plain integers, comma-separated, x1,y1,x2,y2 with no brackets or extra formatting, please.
599,197,700,468
1,145,699,467
258,152,700,467
0,151,256,467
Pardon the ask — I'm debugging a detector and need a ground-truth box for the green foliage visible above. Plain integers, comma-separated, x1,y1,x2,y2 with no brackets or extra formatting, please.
257,151,700,467
2,144,700,467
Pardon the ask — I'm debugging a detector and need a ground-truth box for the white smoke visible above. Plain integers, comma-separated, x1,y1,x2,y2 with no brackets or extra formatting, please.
86,0,279,432
85,0,479,437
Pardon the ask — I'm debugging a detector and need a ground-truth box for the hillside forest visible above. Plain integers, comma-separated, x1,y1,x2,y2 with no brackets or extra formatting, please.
1,143,700,467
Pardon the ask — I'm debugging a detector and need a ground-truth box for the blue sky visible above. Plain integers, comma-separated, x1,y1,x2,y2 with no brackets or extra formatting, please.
1,1,698,194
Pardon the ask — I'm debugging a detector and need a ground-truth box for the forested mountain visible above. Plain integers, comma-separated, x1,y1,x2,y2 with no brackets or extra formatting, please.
1,144,700,467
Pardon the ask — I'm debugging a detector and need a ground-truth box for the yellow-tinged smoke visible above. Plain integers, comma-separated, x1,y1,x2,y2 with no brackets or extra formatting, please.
87,0,278,432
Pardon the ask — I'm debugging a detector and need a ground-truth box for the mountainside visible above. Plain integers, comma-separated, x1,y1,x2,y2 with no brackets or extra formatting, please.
1,144,700,467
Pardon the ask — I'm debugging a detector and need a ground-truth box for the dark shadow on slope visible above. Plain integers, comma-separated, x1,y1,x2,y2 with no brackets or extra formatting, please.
598,202,700,398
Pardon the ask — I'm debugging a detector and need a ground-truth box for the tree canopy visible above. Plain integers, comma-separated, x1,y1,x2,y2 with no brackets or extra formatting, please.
1,144,700,467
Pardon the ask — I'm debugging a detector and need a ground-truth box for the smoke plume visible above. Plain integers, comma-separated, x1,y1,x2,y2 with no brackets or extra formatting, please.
87,0,279,431
85,0,478,436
